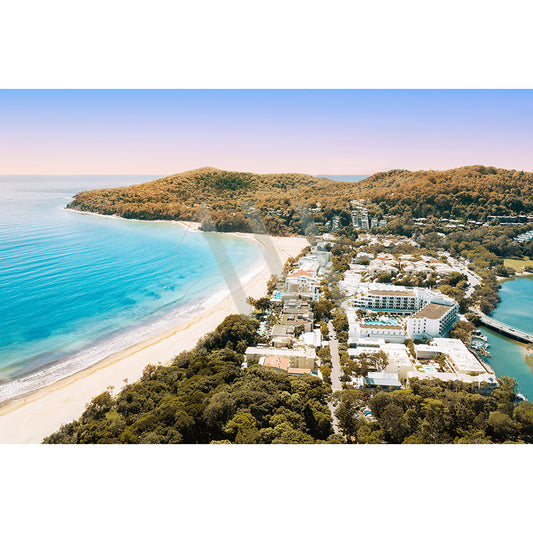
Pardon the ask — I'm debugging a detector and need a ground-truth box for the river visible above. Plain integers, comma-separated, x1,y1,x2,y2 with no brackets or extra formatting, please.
479,275,533,399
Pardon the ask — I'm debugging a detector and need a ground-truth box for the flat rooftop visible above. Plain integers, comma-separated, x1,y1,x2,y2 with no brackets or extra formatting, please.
360,324,403,330
411,302,453,320
431,338,486,374
245,346,315,358
365,372,402,387
368,290,416,297
263,356,289,372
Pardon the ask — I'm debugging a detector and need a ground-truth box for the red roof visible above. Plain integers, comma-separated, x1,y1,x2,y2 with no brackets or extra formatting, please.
287,269,315,278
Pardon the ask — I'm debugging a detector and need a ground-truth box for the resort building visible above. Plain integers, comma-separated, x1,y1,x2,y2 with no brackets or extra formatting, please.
353,287,419,312
285,269,320,301
353,283,457,315
349,342,415,378
430,338,487,375
351,322,406,344
406,302,458,340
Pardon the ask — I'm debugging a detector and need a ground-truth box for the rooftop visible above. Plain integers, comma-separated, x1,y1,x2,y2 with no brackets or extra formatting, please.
368,289,416,297
287,269,315,278
411,302,453,320
365,372,402,388
288,368,312,375
360,324,403,330
271,324,295,337
263,356,289,372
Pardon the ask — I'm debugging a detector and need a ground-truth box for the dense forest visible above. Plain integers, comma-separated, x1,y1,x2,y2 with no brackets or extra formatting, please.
357,165,533,220
44,315,336,444
336,377,533,444
44,312,533,444
67,166,533,235
67,167,356,235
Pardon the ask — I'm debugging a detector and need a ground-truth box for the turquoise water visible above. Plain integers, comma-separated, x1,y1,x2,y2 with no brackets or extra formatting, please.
480,276,533,399
0,176,262,402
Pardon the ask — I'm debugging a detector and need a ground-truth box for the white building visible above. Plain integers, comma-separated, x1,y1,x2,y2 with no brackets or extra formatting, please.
353,283,456,314
285,268,320,301
365,372,402,389
406,302,458,340
352,323,406,343
349,342,415,379
430,338,486,375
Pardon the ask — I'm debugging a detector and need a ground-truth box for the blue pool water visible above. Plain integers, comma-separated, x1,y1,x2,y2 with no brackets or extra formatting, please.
364,318,398,326
0,175,262,402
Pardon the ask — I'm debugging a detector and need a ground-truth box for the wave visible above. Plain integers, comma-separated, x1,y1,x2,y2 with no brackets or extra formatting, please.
0,260,264,405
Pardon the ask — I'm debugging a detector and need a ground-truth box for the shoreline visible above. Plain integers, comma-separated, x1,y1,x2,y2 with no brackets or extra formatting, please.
0,260,265,407
0,232,308,443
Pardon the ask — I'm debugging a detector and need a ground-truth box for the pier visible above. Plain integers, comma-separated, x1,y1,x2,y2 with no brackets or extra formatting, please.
470,309,533,344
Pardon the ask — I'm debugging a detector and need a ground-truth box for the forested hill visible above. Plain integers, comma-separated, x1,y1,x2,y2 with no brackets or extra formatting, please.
66,167,357,234
66,165,533,235
353,165,533,220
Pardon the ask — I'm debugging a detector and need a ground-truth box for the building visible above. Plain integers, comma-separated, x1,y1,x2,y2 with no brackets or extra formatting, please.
280,301,314,333
285,269,320,301
406,302,458,340
270,324,294,348
245,346,318,371
352,323,406,344
406,371,498,394
354,287,419,312
365,372,402,389
430,338,486,375
301,328,322,349
349,342,415,379
262,355,290,372
367,260,399,276
353,284,457,315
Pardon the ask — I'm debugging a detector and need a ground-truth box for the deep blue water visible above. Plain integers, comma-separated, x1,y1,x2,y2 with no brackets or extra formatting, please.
480,276,533,399
0,176,262,401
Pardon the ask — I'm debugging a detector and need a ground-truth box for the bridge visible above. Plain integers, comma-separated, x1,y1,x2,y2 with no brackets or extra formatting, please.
470,309,533,344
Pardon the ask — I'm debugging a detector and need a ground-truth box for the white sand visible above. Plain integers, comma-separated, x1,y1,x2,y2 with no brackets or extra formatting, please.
0,234,308,444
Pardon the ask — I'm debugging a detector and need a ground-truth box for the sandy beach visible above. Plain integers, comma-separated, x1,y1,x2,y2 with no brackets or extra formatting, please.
0,232,308,444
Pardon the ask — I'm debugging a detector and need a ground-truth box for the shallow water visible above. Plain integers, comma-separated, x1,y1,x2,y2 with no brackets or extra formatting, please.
0,175,262,401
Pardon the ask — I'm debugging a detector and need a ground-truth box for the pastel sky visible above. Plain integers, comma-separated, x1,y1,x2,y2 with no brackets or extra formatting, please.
1,89,533,175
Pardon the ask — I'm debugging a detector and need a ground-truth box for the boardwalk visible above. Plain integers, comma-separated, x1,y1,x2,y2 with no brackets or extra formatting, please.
472,309,533,344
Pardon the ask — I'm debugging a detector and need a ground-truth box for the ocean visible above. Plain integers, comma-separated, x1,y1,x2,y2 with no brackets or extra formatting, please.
480,276,533,399
0,175,263,403
316,175,370,182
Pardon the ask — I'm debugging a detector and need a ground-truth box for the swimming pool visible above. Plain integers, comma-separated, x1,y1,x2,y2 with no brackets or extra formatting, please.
364,318,398,326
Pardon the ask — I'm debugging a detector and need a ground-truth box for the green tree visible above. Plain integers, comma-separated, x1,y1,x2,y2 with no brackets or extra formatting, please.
224,413,261,444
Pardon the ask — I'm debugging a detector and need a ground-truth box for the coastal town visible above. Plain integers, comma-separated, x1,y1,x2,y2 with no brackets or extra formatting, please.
4,175,533,445
247,239,496,392
242,202,533,421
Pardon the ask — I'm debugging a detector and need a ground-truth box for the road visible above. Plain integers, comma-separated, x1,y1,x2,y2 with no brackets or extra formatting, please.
328,321,342,392
327,400,340,434
444,253,481,298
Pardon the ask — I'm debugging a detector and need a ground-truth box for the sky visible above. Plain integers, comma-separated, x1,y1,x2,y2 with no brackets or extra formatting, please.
1,89,533,175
